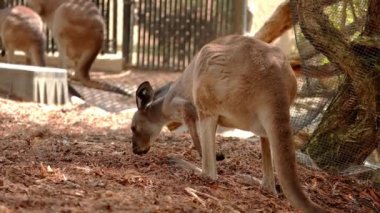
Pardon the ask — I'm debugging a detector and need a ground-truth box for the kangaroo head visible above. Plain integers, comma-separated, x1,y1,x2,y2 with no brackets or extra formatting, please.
131,81,164,155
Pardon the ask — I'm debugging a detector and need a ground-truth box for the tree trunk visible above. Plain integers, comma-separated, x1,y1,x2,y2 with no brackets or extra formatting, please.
253,0,292,43
362,0,380,160
253,0,341,43
253,0,342,78
304,81,377,170
250,0,379,170
363,0,380,36
299,0,380,171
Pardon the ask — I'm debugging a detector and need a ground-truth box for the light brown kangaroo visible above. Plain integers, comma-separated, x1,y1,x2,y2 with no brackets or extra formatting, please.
26,0,130,96
0,5,45,66
131,35,325,212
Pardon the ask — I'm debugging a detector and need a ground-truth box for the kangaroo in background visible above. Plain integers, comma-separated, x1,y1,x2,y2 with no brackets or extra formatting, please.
131,35,325,212
0,5,45,66
26,0,130,96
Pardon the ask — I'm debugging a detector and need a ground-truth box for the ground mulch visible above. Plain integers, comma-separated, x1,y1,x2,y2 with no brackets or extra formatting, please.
0,94,379,212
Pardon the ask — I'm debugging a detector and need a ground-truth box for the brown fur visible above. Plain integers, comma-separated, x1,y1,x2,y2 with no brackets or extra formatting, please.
27,0,129,96
132,35,325,212
0,5,45,66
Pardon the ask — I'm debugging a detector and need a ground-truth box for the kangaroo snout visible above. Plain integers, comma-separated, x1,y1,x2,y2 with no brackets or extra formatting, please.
132,135,151,155
132,145,150,155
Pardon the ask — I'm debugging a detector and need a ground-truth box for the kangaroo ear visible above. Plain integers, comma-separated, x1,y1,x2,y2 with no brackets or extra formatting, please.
136,81,154,110
153,81,173,100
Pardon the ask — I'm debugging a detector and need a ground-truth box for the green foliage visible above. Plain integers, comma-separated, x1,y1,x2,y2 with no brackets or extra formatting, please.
323,0,368,36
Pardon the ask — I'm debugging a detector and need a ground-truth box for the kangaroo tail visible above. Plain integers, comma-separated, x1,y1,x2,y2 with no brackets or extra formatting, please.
263,108,325,213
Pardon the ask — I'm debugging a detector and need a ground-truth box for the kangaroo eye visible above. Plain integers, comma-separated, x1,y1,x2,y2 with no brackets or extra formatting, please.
131,126,137,133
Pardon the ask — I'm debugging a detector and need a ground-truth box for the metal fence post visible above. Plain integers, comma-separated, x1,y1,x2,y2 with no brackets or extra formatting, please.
233,0,246,35
122,0,134,68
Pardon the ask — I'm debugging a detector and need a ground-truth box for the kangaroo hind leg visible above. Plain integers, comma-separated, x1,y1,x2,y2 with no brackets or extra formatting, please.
263,109,323,212
198,115,218,180
5,47,15,64
74,50,96,80
30,44,46,66
260,137,277,195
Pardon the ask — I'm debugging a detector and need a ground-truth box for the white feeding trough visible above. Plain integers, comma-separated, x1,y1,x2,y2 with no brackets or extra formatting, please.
0,63,69,105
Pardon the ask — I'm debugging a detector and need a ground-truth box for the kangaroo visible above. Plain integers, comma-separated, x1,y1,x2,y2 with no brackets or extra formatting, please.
131,35,325,212
0,5,45,66
26,0,130,96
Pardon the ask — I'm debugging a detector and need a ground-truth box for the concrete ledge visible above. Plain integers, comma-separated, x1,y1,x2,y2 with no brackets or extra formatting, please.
0,63,69,105
0,51,124,72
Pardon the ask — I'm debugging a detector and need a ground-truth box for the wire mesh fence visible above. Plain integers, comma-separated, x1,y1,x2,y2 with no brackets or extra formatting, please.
289,0,379,186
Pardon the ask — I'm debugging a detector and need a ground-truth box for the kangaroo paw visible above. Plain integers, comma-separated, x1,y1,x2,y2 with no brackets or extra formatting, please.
261,179,278,196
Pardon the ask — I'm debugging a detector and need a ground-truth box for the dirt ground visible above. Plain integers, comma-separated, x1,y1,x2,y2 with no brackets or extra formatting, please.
1,70,380,213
